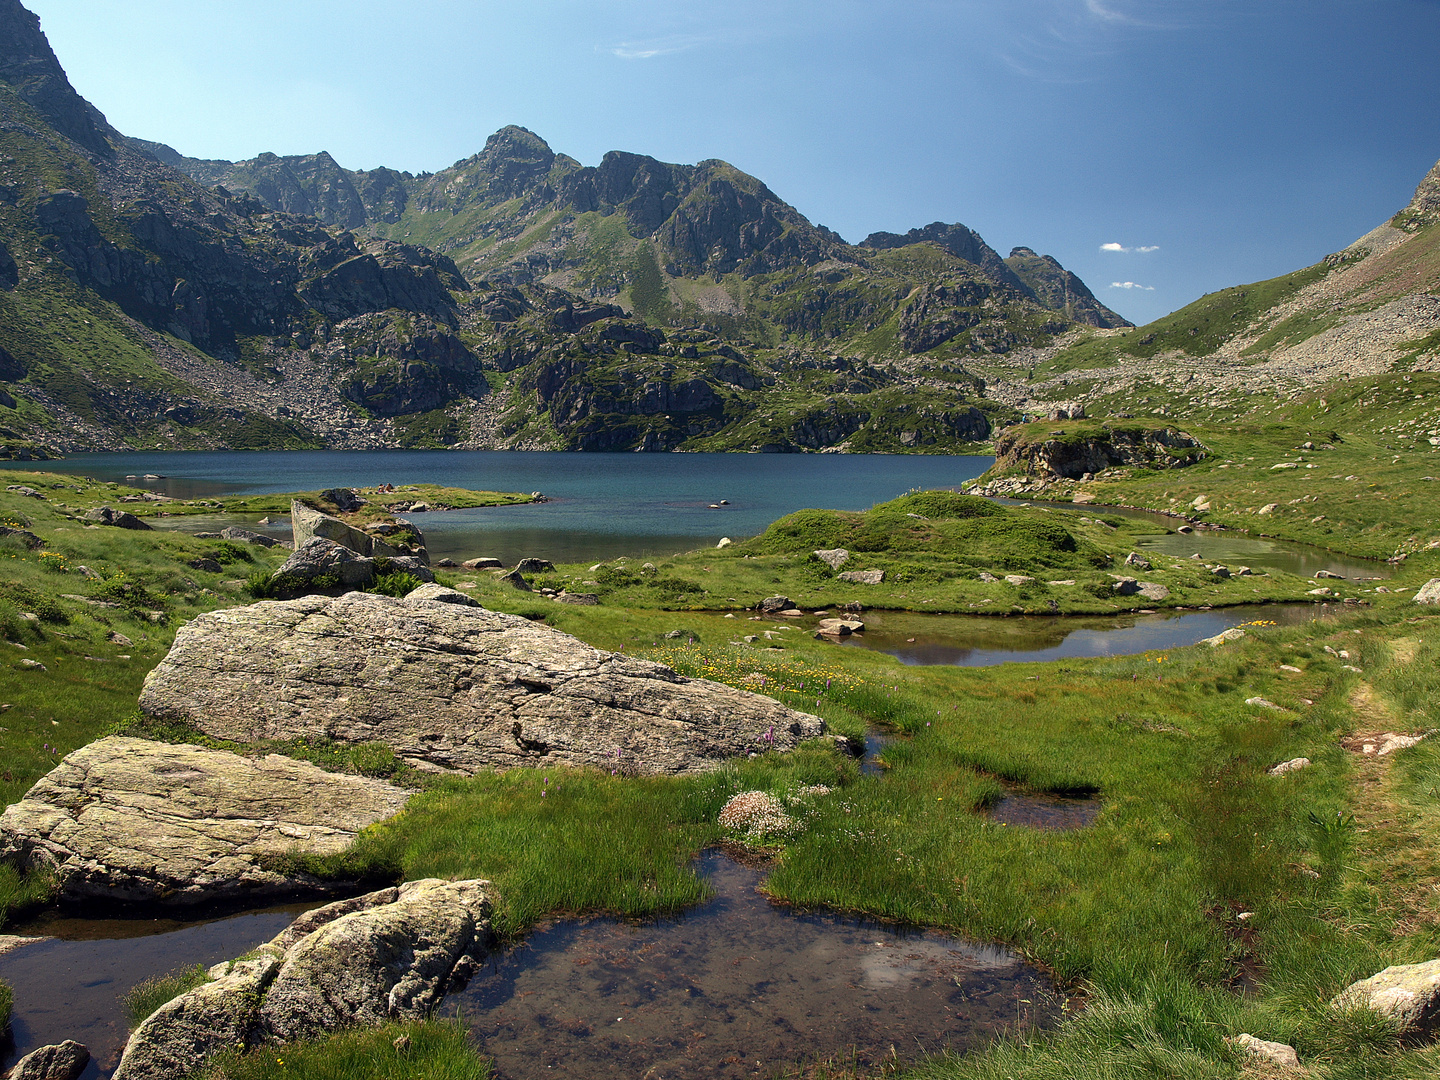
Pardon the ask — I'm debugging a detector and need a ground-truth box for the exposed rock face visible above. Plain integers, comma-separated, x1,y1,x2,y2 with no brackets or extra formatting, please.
114,879,494,1080
291,500,410,560
139,591,827,775
992,426,1208,480
0,736,410,904
1004,247,1131,329
259,878,493,1040
8,1041,90,1080
1333,959,1440,1041
268,536,378,597
81,506,151,530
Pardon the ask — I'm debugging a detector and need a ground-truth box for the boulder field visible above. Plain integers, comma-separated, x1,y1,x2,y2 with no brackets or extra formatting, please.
139,587,828,775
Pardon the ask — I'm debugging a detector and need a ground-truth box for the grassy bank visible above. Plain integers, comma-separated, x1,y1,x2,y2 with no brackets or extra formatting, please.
979,372,1440,562
3,472,1440,1076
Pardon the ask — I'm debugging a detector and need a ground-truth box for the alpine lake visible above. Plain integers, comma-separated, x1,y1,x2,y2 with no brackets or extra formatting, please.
0,450,1399,1079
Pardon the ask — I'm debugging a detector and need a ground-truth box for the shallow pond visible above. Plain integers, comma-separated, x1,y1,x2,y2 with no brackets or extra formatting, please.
0,904,311,1079
836,602,1327,667
452,850,1058,1079
0,856,1056,1080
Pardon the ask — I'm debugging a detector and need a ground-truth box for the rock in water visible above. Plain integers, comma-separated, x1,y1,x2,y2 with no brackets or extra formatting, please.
114,880,494,1080
0,736,410,904
1333,959,1440,1041
8,1041,90,1080
139,592,826,775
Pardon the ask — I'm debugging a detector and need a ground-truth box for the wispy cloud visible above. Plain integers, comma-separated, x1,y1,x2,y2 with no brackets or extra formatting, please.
608,35,709,60
997,1,1205,81
1101,242,1159,253
1109,281,1154,290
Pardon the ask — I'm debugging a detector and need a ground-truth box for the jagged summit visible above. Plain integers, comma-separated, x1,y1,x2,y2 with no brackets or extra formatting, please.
1004,246,1130,329
0,0,114,156
1395,155,1440,229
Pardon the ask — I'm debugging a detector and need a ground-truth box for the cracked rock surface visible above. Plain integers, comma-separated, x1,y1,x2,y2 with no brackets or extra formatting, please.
139,590,826,775
0,736,410,904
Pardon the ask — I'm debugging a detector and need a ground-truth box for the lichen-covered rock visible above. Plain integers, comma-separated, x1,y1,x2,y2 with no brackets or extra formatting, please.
111,879,493,1080
405,582,479,606
268,536,377,596
838,569,884,585
220,526,282,548
1333,958,1440,1040
1416,578,1440,605
8,1041,90,1080
1231,1034,1300,1068
259,878,493,1041
0,737,410,904
813,548,850,571
139,592,826,775
1136,581,1170,601
113,957,280,1080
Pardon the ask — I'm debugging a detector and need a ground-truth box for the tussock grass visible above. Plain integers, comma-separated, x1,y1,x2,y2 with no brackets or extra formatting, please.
198,1020,491,1080
123,964,210,1027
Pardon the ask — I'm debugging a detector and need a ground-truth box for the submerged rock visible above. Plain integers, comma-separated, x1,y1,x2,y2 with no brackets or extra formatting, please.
114,879,494,1080
0,736,410,904
139,591,826,775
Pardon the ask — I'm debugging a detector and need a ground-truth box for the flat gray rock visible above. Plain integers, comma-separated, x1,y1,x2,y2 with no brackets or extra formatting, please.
139,592,826,775
837,569,884,585
0,737,410,904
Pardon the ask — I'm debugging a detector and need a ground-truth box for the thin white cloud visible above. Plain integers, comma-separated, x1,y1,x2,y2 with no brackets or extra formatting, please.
1101,242,1159,253
1085,0,1134,23
608,35,708,60
1109,281,1154,290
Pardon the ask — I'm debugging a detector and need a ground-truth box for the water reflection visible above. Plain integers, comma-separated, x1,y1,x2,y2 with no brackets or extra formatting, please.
0,907,306,1078
455,851,1056,1079
838,604,1324,667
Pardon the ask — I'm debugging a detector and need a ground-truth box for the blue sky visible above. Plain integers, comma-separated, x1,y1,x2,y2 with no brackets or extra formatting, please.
25,0,1440,324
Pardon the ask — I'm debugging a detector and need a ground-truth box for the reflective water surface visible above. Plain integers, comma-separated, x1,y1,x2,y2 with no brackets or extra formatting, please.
453,851,1058,1079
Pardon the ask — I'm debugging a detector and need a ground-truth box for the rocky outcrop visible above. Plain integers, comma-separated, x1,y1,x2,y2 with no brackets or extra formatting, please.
290,500,415,561
991,425,1207,480
0,736,410,904
81,506,151,530
1333,959,1440,1041
7,1041,90,1080
114,879,494,1080
138,591,827,775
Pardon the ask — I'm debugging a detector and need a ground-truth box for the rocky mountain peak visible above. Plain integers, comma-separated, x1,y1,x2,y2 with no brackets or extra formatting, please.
0,0,113,156
861,221,1032,296
1398,156,1440,229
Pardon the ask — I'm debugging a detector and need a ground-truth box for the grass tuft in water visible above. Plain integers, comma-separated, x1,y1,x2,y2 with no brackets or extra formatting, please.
123,964,210,1027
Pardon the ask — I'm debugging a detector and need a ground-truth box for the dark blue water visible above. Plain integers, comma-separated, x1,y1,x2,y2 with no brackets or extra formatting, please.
3,451,991,564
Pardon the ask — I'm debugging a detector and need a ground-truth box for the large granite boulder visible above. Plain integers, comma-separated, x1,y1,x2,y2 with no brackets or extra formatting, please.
114,879,494,1080
1333,958,1440,1041
139,591,827,775
268,536,377,597
291,500,422,563
1416,579,1440,605
0,737,410,904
